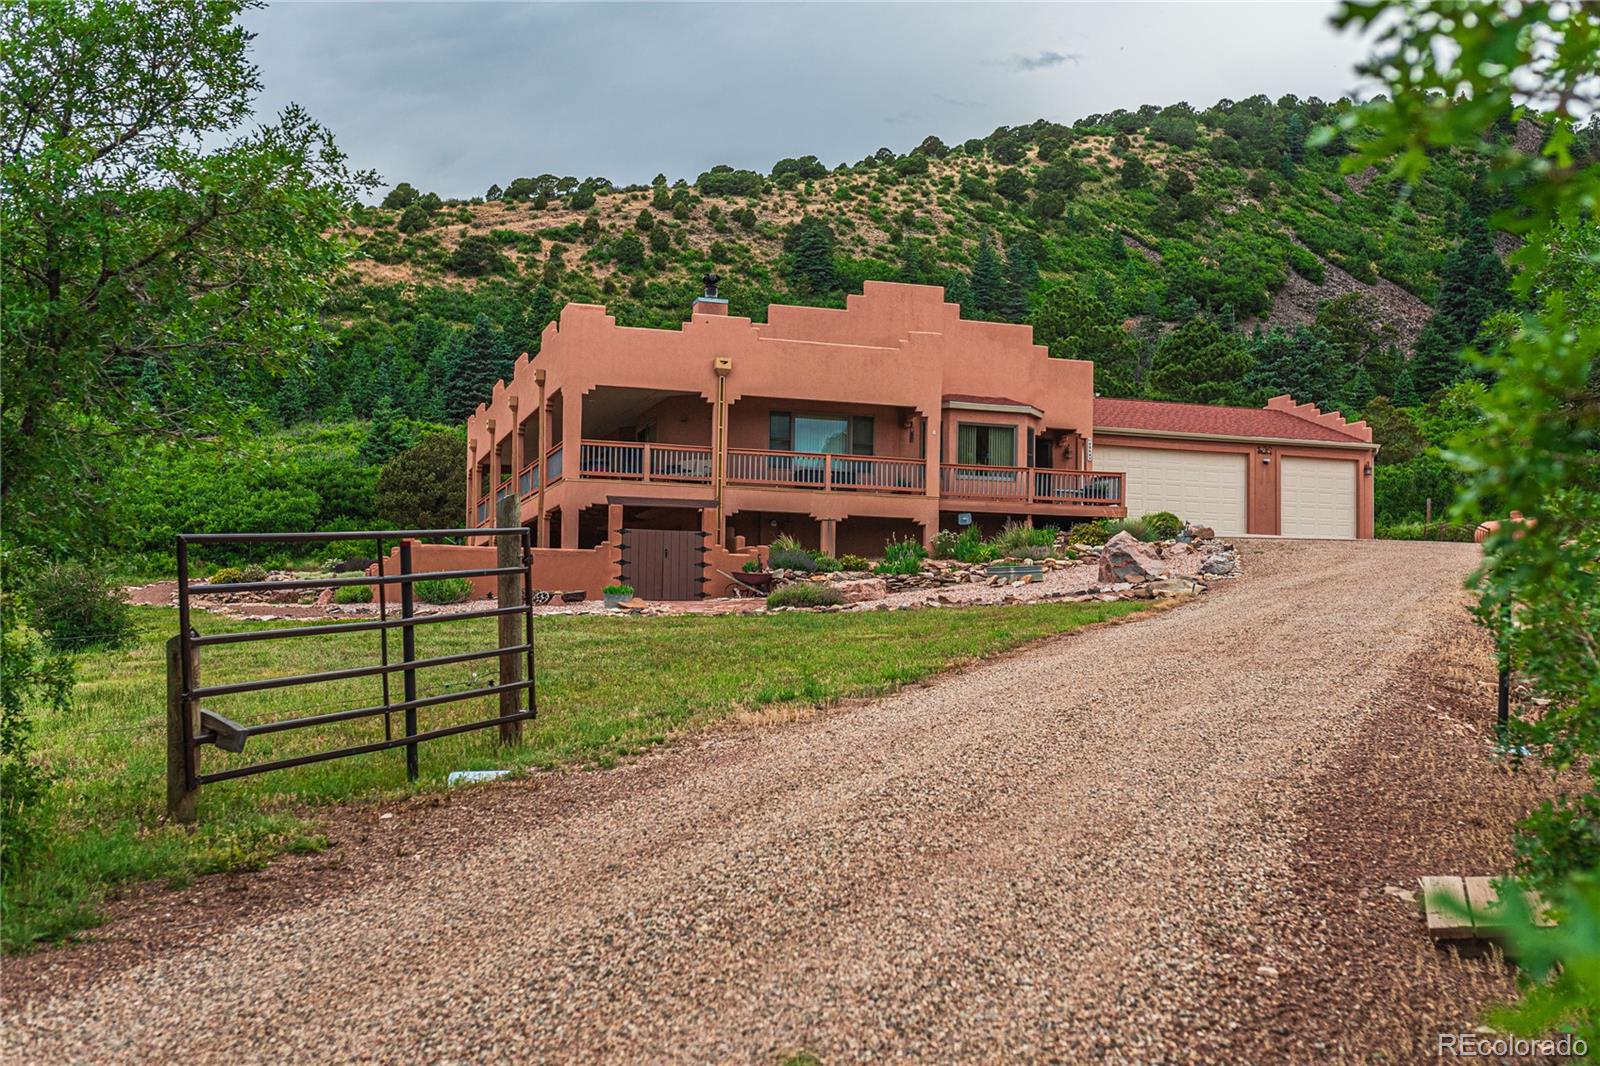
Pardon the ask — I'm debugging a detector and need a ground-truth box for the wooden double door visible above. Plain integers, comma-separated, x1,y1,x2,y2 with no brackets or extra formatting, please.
619,528,708,600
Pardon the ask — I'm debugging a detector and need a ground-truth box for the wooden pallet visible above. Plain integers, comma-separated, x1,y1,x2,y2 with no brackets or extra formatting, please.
1420,875,1552,941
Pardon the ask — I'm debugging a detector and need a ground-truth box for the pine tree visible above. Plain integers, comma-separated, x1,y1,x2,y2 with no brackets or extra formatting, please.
1001,242,1038,321
1409,219,1510,397
361,395,416,466
440,316,510,422
897,238,928,285
1029,282,1138,395
1119,155,1151,189
943,269,973,312
783,216,838,294
1147,315,1253,405
969,234,1007,317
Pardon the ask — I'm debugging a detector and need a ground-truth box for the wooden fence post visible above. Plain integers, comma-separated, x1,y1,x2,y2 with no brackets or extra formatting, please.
496,494,524,746
166,634,199,822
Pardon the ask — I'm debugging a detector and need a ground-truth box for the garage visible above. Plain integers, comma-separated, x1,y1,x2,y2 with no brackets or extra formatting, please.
1281,456,1357,539
1094,444,1248,536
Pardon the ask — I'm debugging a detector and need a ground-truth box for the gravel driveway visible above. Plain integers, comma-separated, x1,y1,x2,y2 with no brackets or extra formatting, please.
5,539,1489,1063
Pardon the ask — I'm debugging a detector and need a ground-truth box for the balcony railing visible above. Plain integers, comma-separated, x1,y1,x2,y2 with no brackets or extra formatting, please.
545,444,563,485
726,449,925,493
577,440,713,483
939,465,1124,507
518,460,540,497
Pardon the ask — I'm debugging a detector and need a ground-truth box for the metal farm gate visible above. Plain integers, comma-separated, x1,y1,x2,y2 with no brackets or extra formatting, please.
618,528,708,600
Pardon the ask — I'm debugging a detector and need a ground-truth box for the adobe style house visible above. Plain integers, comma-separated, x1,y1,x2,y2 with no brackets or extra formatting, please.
463,281,1377,599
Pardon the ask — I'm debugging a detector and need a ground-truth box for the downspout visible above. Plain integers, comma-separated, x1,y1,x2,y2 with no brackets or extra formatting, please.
534,368,547,548
713,357,732,546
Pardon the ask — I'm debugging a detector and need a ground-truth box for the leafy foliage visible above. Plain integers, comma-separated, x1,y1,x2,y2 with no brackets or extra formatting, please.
376,432,468,531
874,536,928,575
413,577,473,605
25,564,134,652
0,591,70,881
766,582,845,609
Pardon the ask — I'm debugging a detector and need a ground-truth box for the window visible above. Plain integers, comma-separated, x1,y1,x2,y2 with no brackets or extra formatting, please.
769,412,875,455
956,423,1016,467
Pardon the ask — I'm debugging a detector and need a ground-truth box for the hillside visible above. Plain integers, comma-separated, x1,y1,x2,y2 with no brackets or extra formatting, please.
171,97,1573,553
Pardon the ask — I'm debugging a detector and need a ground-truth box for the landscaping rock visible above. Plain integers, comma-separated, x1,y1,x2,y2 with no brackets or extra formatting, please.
1098,531,1167,583
1146,577,1202,598
828,576,888,603
1184,523,1216,540
1201,553,1239,577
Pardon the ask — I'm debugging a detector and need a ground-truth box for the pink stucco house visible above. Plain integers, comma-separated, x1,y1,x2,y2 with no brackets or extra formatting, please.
462,281,1377,599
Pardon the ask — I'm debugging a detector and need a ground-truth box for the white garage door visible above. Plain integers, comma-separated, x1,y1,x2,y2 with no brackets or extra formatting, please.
1281,456,1357,539
1094,444,1248,535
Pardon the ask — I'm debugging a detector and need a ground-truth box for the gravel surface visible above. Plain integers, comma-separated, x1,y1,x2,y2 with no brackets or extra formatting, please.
10,539,1508,1063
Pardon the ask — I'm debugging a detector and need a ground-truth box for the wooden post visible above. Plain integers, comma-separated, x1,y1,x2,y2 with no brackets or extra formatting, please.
496,494,524,746
166,635,199,822
1426,497,1433,525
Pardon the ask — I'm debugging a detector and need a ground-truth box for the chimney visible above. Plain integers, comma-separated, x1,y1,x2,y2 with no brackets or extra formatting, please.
692,272,729,317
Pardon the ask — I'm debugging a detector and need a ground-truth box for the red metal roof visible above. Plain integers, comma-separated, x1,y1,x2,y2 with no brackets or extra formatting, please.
1094,397,1369,444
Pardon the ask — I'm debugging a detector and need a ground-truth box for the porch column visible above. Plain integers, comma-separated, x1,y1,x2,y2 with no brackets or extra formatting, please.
559,507,579,549
508,396,522,500
819,518,838,558
921,411,940,504
467,438,479,530
607,503,624,546
562,387,583,480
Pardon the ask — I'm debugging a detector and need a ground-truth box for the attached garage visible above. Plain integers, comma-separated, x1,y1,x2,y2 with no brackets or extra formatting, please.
1280,456,1358,539
1093,444,1248,536
1093,395,1378,539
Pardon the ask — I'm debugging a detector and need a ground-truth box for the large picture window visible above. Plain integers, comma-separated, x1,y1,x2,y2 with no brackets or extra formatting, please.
956,423,1016,467
769,412,875,455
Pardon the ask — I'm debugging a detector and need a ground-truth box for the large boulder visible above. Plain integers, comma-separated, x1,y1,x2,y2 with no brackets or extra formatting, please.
1098,531,1166,583
829,576,888,603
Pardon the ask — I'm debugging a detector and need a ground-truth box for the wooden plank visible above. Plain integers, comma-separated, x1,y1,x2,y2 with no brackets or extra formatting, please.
495,494,523,747
1420,875,1474,939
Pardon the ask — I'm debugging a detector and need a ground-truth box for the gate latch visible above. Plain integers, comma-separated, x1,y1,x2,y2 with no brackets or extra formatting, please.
199,709,249,754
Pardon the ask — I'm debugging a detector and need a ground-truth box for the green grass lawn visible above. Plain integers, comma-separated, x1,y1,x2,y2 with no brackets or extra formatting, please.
4,597,1151,952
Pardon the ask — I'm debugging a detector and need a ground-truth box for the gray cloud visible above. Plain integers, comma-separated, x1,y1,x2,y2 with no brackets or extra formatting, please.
1011,50,1081,71
239,2,1366,200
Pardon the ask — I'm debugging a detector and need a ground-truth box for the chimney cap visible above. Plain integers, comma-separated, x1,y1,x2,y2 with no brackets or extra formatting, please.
702,272,720,298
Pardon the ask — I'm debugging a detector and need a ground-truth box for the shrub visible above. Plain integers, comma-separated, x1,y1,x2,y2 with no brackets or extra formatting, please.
446,235,511,277
767,534,817,572
27,563,134,651
1066,518,1116,545
1376,521,1476,542
812,554,843,573
741,559,764,573
602,584,634,597
1140,512,1183,540
412,577,473,604
208,565,267,585
838,553,872,571
333,584,373,605
931,529,961,559
1,594,69,880
874,536,927,576
991,520,1058,554
949,526,997,564
766,582,845,609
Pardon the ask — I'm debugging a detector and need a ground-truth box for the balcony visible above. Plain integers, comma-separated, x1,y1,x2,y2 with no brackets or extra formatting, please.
577,440,713,483
727,449,926,493
939,465,1124,508
477,479,517,525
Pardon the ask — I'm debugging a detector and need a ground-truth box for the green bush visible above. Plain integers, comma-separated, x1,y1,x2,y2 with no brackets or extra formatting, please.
767,534,817,572
991,520,1058,554
948,526,997,564
874,536,927,576
741,559,764,573
838,553,872,571
602,584,634,597
27,563,134,651
812,554,843,573
1376,521,1476,542
1,592,70,880
412,577,473,604
766,582,846,609
1066,519,1116,545
333,584,373,604
208,565,268,585
1140,511,1183,540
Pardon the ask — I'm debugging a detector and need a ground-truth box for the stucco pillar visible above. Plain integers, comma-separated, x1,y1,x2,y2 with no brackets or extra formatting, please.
559,507,579,549
534,370,548,547
920,411,940,503
607,503,624,546
819,518,837,557
508,396,522,491
467,438,480,530
562,388,583,479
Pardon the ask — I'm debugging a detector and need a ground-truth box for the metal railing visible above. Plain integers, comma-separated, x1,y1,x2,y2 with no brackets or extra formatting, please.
726,449,925,493
577,440,713,483
168,528,535,822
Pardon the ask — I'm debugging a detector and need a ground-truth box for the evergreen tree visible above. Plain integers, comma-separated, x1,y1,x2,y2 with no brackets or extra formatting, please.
969,234,1007,316
1245,327,1359,411
1000,241,1037,321
1147,315,1252,405
1119,155,1151,189
1029,283,1138,395
943,269,973,311
1409,219,1511,397
897,238,928,285
440,315,509,422
361,395,416,466
782,215,838,294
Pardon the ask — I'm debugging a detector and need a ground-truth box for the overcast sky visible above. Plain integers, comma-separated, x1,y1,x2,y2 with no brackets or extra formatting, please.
242,2,1372,200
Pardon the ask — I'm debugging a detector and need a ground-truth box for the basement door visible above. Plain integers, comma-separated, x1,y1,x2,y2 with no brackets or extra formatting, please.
619,528,708,600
